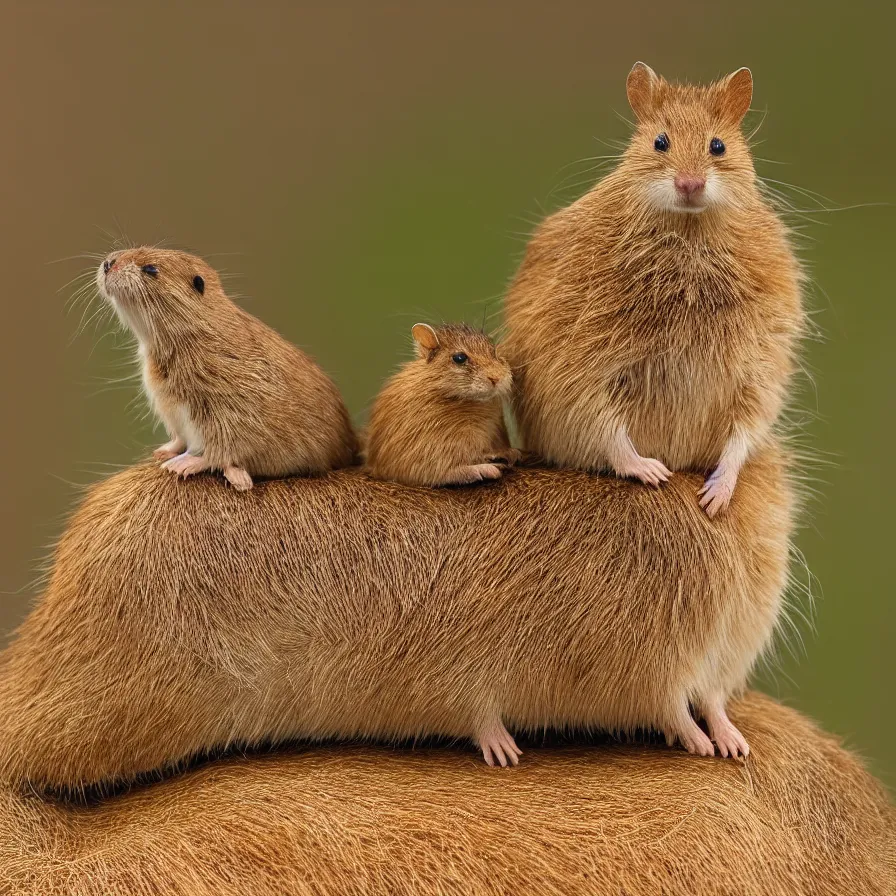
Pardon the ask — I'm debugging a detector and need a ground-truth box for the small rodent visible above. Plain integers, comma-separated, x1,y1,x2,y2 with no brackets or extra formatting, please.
504,64,804,521
364,323,517,488
96,247,358,490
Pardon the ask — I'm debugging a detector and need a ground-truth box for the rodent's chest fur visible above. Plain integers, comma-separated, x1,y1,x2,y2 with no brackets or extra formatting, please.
507,189,799,469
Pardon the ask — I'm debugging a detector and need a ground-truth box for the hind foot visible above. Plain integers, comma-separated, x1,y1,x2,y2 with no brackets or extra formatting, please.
477,719,522,768
224,465,253,491
162,452,210,479
153,437,186,462
704,704,750,759
665,714,715,757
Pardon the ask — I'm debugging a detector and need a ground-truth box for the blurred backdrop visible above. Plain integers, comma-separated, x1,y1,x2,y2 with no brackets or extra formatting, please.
1,2,893,785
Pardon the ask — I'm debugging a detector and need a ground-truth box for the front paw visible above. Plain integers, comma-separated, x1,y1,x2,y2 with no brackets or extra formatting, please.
616,456,671,487
162,452,209,479
471,463,504,481
698,467,737,517
487,447,521,466
153,439,186,462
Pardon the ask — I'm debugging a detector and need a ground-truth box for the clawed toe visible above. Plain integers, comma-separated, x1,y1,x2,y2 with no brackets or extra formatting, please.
712,725,750,759
667,718,715,757
154,439,186,462
619,457,671,487
162,452,209,479
478,721,522,768
224,465,253,491
705,706,750,759
699,468,738,517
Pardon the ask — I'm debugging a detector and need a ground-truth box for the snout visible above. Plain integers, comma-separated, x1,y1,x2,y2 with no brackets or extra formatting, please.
489,370,513,397
674,174,706,199
102,259,114,275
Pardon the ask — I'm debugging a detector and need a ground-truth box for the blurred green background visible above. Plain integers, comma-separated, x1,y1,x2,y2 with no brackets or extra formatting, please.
1,2,892,786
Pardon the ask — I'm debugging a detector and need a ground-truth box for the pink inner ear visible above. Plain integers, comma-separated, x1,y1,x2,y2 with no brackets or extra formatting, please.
412,325,439,352
626,63,659,121
723,69,753,123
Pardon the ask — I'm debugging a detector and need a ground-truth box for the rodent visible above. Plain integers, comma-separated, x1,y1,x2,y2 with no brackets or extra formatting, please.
0,446,792,787
4,695,894,896
96,247,358,490
364,323,518,488
504,64,804,518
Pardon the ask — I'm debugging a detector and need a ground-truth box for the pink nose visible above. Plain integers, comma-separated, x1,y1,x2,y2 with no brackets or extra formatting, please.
674,174,706,197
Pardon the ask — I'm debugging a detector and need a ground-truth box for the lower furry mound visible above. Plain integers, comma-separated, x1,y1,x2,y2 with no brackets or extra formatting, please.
0,452,792,790
0,694,891,896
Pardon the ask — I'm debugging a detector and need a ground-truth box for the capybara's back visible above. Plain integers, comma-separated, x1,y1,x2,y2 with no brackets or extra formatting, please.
0,450,792,790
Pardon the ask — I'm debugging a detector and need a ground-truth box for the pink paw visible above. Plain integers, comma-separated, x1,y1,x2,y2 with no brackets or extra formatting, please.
666,721,715,757
153,439,186,462
478,722,522,768
698,467,738,517
224,465,253,492
471,463,503,481
162,452,209,479
617,455,671,488
708,716,750,759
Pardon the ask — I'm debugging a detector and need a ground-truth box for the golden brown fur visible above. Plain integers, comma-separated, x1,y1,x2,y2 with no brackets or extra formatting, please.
96,247,357,489
503,65,804,516
0,694,892,895
0,447,792,790
365,324,516,487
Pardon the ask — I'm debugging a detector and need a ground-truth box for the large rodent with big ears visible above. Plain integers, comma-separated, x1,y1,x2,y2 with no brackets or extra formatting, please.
504,64,804,517
96,247,357,490
364,323,517,489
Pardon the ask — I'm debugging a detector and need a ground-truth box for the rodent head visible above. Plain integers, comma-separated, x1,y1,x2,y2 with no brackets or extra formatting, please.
622,63,756,216
96,247,223,343
410,323,512,402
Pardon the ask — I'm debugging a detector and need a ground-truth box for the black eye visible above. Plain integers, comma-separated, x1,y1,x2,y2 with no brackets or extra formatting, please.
709,137,726,156
192,275,205,294
141,264,158,276
654,133,670,152
451,352,468,365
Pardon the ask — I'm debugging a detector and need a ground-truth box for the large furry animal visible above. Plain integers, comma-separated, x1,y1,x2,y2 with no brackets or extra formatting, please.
0,449,792,789
0,694,892,896
504,64,804,517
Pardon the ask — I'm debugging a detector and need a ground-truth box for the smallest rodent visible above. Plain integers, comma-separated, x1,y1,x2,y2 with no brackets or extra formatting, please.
364,323,517,488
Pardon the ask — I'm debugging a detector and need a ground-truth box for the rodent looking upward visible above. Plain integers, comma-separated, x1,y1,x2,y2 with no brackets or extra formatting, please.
504,64,804,518
96,247,357,490
364,324,517,490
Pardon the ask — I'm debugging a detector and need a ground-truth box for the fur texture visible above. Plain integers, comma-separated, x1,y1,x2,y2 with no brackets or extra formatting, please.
503,65,804,517
0,694,892,895
364,324,516,487
0,448,792,790
96,247,357,489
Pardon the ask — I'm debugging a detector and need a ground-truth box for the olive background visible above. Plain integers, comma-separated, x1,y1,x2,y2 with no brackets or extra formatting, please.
1,2,893,786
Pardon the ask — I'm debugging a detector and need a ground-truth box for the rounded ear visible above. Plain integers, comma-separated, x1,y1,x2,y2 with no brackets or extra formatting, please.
720,67,753,124
411,323,439,355
626,62,659,121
